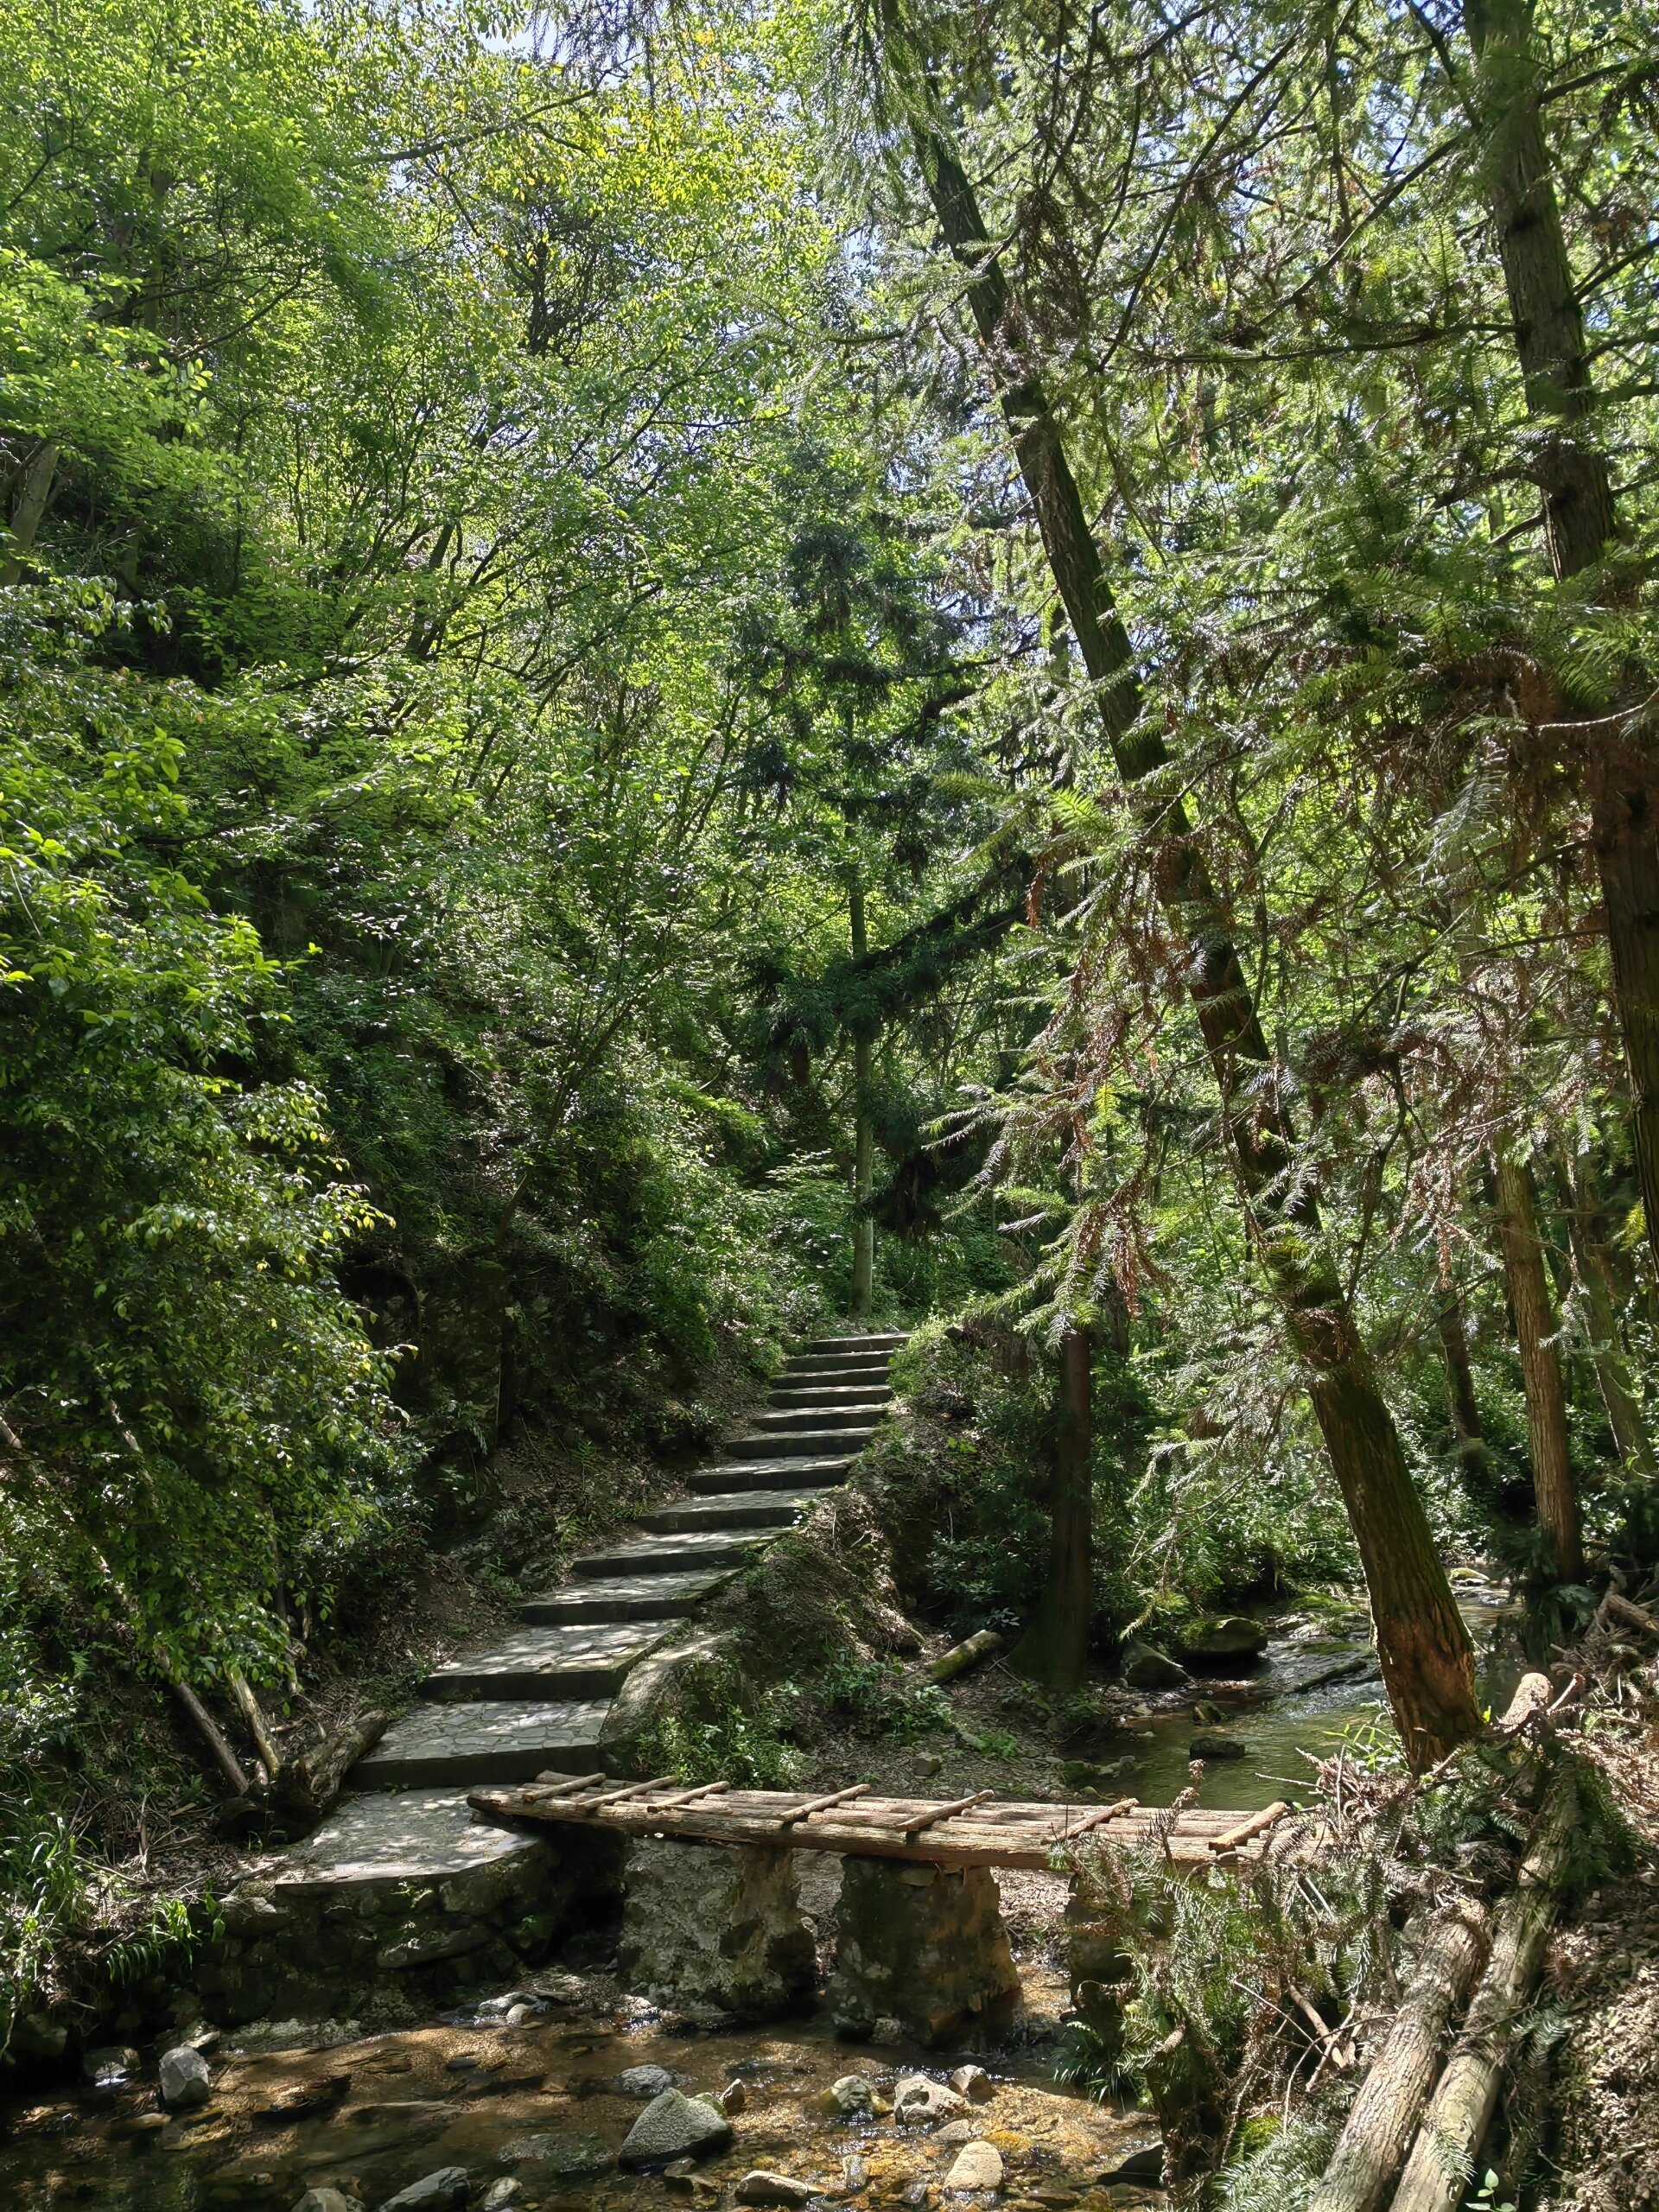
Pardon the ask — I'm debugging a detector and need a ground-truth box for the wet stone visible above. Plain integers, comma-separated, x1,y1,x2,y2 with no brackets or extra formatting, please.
377,2170,471,2212
619,1839,816,2020
617,2063,676,2098
830,1862,1020,2049
617,2088,734,2169
944,2141,1004,2191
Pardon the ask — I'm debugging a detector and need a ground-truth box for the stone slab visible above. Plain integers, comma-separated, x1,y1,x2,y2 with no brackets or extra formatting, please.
421,1621,669,1700
636,1491,817,1535
728,1427,878,1460
518,1568,733,1624
267,1789,547,1892
806,1333,906,1352
752,1402,890,1432
766,1385,893,1408
572,1531,771,1578
688,1458,851,1493
351,1700,610,1789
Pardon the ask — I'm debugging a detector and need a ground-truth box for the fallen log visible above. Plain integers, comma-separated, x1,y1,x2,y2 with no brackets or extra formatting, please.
1388,1767,1577,2212
1308,1904,1491,2212
928,1629,1003,1682
280,1707,389,1817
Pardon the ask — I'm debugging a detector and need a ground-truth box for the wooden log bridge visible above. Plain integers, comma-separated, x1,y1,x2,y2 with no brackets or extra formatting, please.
467,1774,1293,1869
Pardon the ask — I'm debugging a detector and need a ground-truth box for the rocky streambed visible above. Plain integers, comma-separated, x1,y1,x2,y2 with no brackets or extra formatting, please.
0,1967,1166,2212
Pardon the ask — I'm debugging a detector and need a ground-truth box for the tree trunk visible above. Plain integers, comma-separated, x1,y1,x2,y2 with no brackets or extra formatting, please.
1491,1154,1582,1579
1311,1907,1491,2212
1014,1321,1094,1691
884,7,1478,1765
1460,1,1659,1280
849,881,875,1321
1435,1295,1491,1490
1,438,59,585
1562,1152,1656,1478
1390,1769,1577,2212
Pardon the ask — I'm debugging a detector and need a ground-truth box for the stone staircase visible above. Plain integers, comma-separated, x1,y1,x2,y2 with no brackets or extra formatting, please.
314,1332,906,1809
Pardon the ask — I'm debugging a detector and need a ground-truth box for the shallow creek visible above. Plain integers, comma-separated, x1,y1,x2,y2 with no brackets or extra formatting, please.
0,1582,1522,2210
1110,1580,1522,1813
0,1977,1163,2212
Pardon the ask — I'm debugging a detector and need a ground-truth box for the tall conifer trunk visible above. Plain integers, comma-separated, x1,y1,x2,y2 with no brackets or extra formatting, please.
1492,1154,1582,1580
849,881,875,1321
1014,1323,1094,1692
880,9,1478,1766
1461,0,1659,1279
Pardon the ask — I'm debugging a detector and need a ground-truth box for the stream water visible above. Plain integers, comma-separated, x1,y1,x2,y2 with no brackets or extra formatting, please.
0,1581,1522,2212
1107,1580,1522,1814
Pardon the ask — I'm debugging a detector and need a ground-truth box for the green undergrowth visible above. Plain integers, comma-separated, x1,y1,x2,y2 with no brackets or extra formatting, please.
1059,1738,1632,2209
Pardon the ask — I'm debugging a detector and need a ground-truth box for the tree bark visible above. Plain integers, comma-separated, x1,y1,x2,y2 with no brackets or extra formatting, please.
849,881,875,1320
1562,1152,1656,1478
883,8,1479,1766
1460,1,1659,1278
1435,1295,1491,1490
1014,1321,1094,1691
1,438,59,585
1491,1154,1582,1580
1389,1769,1576,2212
1311,1906,1491,2212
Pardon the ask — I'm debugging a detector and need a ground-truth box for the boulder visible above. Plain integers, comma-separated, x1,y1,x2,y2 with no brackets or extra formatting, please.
944,2141,1003,2190
814,2074,875,2117
617,2064,676,2099
618,2088,734,2170
619,1839,815,2020
158,2044,212,2109
481,2186,523,2212
377,2171,471,2212
1175,1615,1268,1665
948,2064,994,2104
717,2079,747,2114
735,2176,817,2207
601,1632,738,1763
292,2192,363,2212
893,2075,969,2127
1187,1732,1249,1761
1120,1640,1189,1690
935,2120,976,2145
1098,2139,1164,2185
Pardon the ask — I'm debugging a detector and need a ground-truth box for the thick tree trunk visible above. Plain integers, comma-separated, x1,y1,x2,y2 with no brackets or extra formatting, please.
1461,2,1659,1278
1014,1321,1094,1691
885,10,1478,1764
849,882,874,1320
1491,1154,1582,1579
1562,1152,1656,1478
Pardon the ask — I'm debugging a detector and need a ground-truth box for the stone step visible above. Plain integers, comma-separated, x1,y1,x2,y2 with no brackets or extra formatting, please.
752,1401,889,1433
420,1620,670,1701
806,1332,907,1353
350,1700,610,1790
571,1529,772,1578
766,1394,891,1422
268,1788,550,1895
779,1357,893,1383
687,1456,852,1493
727,1424,879,1460
518,1567,734,1624
637,1490,819,1535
